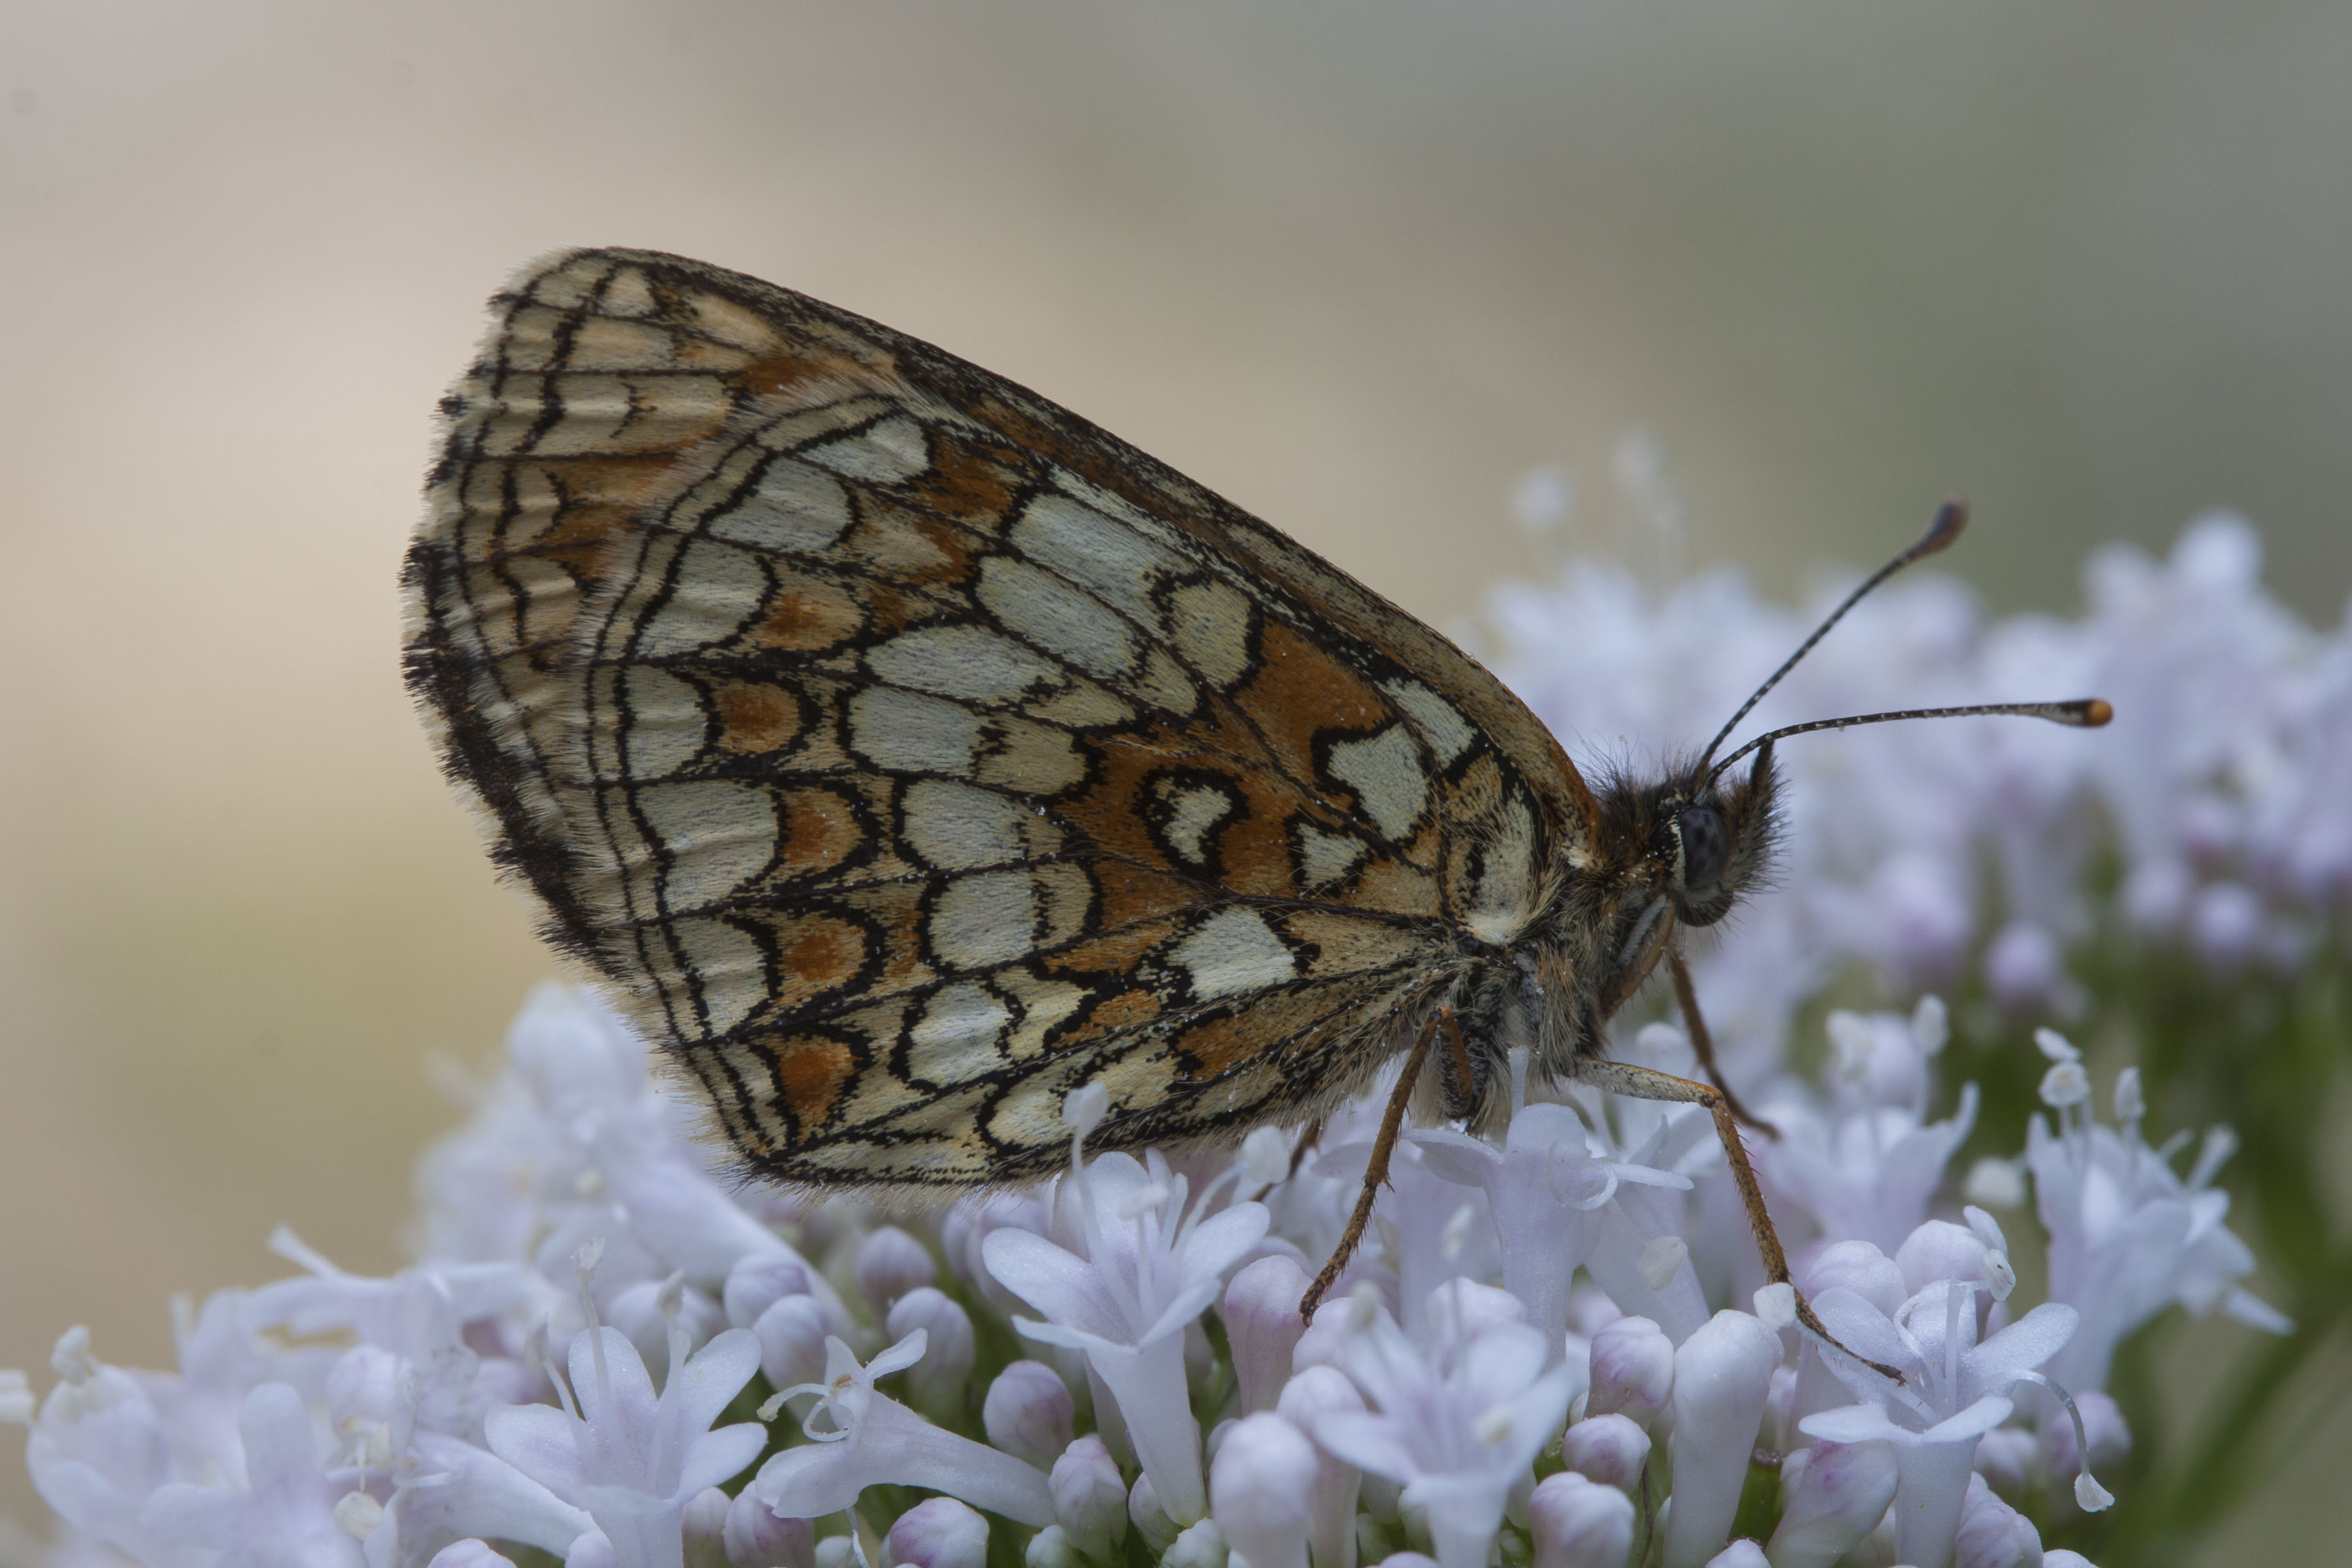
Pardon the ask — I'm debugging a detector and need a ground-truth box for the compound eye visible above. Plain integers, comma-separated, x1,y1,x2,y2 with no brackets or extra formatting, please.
1676,804,1729,893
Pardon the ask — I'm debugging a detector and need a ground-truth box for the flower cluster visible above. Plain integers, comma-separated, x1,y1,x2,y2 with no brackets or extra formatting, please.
3,980,2284,1568
5,516,2331,1567
1488,512,2352,1037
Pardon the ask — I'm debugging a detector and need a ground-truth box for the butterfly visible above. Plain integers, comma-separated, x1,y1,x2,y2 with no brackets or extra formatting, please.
404,248,2105,1333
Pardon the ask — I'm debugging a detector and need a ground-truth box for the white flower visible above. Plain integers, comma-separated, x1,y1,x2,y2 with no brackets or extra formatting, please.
984,1099,1268,1524
749,1332,1053,1528
485,1321,765,1568
1208,1412,1321,1568
1309,1285,1576,1568
1659,1311,1781,1567
2025,1047,2289,1393
1758,1003,1978,1258
1800,1253,2089,1568
1415,1097,1691,1350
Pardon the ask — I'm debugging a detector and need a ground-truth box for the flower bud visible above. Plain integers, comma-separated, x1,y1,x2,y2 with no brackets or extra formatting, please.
1275,1365,1368,1568
1662,1310,1779,1568
1971,1425,2036,1505
725,1490,817,1568
1953,1472,2042,1568
886,1498,990,1568
426,1543,517,1568
1023,1525,1083,1568
2042,1555,2096,1568
1210,1412,1319,1568
608,1275,722,1384
326,1344,403,1432
886,1288,977,1415
755,1294,830,1395
1225,1255,1313,1414
856,1227,938,1314
1054,1434,1131,1558
684,1486,732,1568
1895,1221,1992,1298
1558,1412,1649,1495
1799,1243,1905,1318
1584,1316,1674,1432
1764,1439,1897,1568
725,1253,815,1329
1163,1518,1228,1568
1374,1556,1437,1568
985,1361,1076,1470
568,1533,618,1568
1528,1471,1634,1568
1129,1470,1180,1554
1702,1544,1766,1568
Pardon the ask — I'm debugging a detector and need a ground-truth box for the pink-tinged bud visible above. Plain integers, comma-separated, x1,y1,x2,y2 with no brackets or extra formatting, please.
725,1489,817,1568
1895,1221,1992,1298
684,1486,732,1568
1024,1526,1083,1568
1528,1471,1635,1568
857,1227,938,1314
886,1498,991,1568
755,1294,830,1394
1702,1544,1766,1568
426,1543,516,1568
725,1253,814,1329
1953,1472,2043,1568
1764,1440,1898,1568
1225,1255,1313,1414
886,1288,978,1414
1585,1316,1674,1432
1129,1470,1180,1554
1275,1365,1368,1568
609,1277,723,1383
1800,1243,1905,1317
985,1360,1076,1470
1210,1412,1320,1568
1053,1434,1130,1558
1972,1427,2036,1505
1164,1518,1230,1568
1662,1311,1780,1568
1559,1412,1649,1495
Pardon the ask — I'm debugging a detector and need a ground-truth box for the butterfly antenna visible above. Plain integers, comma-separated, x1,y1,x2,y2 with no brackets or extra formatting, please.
1706,697,2112,785
1696,497,1969,774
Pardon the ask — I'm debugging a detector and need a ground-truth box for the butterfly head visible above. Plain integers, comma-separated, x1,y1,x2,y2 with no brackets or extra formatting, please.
1590,743,1782,936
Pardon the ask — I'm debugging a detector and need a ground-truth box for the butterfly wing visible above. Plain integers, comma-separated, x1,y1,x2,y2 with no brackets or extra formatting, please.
405,248,1595,1191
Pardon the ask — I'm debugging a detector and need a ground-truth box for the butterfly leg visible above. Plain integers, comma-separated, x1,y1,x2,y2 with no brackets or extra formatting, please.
1567,1055,1903,1381
1296,1005,1452,1320
1286,1116,1326,1182
1666,948,1777,1139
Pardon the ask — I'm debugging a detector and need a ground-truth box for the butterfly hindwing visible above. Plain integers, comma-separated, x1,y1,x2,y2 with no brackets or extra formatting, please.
405,248,1591,1191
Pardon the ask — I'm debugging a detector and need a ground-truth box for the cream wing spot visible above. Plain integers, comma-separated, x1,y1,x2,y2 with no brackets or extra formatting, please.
705,457,854,555
1382,678,1477,768
635,540,768,656
978,557,1137,679
666,916,766,1034
848,688,983,774
1148,776,1242,869
866,624,1062,705
635,781,779,908
1292,822,1369,892
930,872,1041,970
601,266,656,316
901,779,1036,869
1325,724,1431,842
615,666,708,778
1169,908,1298,1001
907,983,1013,1086
803,414,930,482
1009,493,1186,626
1165,579,1255,687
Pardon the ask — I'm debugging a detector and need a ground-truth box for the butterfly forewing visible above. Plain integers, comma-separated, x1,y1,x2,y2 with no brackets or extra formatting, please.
405,248,1592,1193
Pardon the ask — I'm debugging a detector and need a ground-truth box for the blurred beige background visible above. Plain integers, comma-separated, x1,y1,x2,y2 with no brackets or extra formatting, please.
2,1,2346,1556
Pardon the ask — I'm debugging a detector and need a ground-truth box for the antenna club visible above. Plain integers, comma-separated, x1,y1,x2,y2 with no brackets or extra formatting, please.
2082,698,2113,727
1920,497,1968,555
